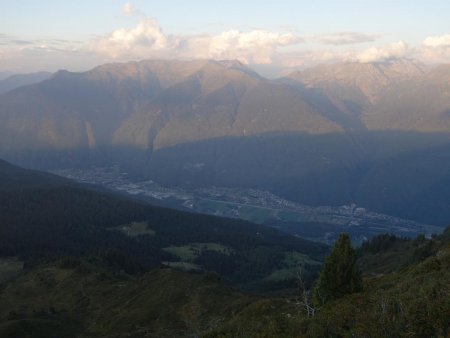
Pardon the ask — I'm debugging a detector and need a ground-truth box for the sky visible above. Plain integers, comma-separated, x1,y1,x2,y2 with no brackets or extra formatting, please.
1,0,450,76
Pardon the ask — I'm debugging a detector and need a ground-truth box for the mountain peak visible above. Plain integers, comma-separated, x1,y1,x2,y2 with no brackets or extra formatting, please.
287,58,425,103
214,59,245,68
290,58,425,81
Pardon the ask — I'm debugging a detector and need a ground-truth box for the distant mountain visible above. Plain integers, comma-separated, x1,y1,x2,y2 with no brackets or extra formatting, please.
0,71,52,94
1,59,450,226
0,60,341,156
287,59,425,106
364,64,450,131
0,71,14,81
0,159,327,290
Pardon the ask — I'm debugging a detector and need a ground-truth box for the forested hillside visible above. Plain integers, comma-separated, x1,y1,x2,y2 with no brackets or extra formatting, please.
0,159,327,290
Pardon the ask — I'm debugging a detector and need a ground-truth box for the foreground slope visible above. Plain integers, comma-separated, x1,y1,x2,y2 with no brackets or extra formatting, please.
0,260,304,338
1,229,449,337
301,229,450,337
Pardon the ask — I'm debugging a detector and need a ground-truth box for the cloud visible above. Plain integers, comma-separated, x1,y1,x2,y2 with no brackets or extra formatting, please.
354,41,410,63
89,5,410,67
419,34,450,63
2,3,448,75
315,32,378,45
0,44,103,73
0,35,94,73
91,18,174,59
423,34,450,48
273,41,412,70
90,17,300,64
10,40,34,46
191,30,299,64
122,2,135,17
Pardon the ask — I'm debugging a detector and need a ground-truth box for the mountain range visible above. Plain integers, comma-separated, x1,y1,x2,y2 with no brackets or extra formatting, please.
1,59,450,226
0,72,52,94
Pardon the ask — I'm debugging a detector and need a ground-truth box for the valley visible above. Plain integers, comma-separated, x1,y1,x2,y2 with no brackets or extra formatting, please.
0,159,328,292
51,166,443,244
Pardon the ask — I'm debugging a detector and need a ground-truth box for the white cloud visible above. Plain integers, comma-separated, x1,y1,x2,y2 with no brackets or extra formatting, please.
88,5,415,68
90,17,299,64
3,3,449,75
354,41,410,63
420,34,450,63
92,18,172,59
122,2,135,17
272,41,413,70
423,34,450,48
193,30,298,64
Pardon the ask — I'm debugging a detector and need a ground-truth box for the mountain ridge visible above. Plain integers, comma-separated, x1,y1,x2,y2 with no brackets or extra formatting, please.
1,58,450,226
0,71,52,94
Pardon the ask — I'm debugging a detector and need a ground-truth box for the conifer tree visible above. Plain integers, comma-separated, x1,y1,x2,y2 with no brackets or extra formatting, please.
314,233,362,304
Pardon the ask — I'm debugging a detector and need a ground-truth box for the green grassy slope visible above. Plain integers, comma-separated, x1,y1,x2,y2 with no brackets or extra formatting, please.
0,260,303,338
2,228,450,338
298,233,450,337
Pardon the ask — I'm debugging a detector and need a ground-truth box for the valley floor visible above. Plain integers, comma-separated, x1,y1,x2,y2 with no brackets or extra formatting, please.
51,166,443,244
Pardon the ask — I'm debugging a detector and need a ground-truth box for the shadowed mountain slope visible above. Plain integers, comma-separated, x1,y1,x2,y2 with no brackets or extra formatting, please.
0,159,327,289
0,72,52,94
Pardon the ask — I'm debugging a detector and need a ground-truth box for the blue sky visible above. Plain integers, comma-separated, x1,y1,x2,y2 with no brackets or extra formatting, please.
1,1,450,74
